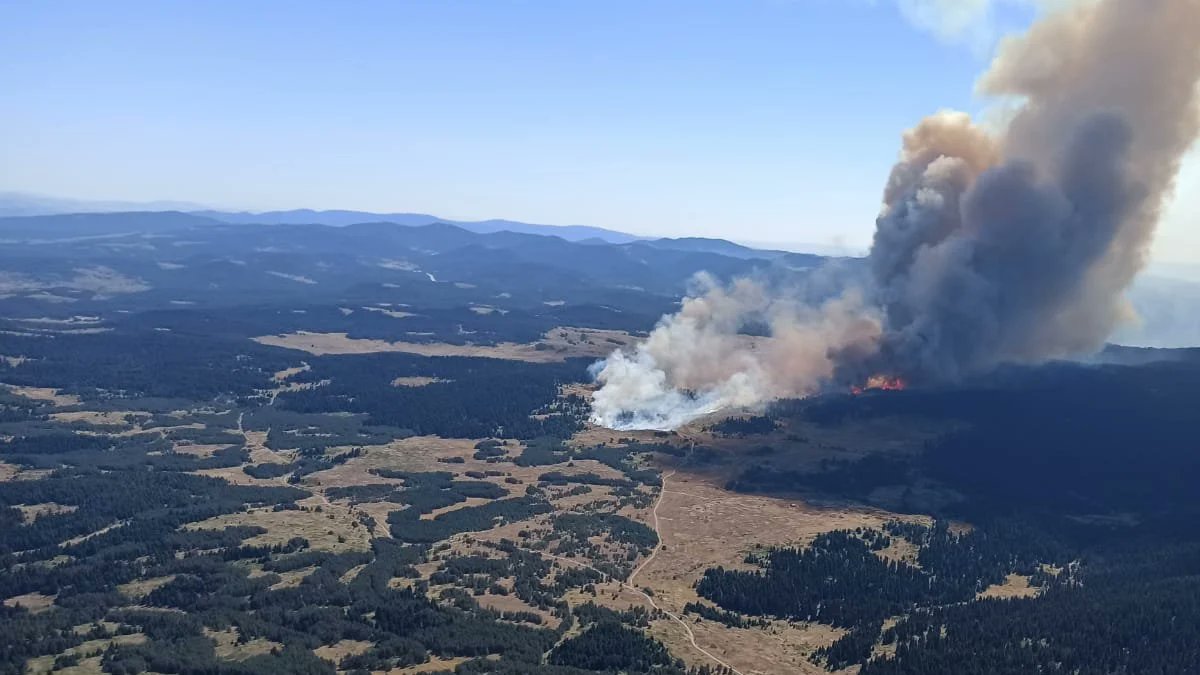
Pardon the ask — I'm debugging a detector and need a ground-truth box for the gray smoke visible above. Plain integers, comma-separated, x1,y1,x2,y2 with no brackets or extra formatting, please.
591,0,1200,429
867,0,1200,382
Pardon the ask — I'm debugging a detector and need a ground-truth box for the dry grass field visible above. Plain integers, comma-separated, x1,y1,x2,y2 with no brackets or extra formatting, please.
205,627,283,661
385,655,470,674
0,367,986,675
24,633,147,675
391,376,445,387
312,639,374,664
185,494,372,553
4,591,56,613
116,575,176,601
2,384,82,407
625,472,925,674
978,573,1039,600
15,501,77,523
252,326,637,362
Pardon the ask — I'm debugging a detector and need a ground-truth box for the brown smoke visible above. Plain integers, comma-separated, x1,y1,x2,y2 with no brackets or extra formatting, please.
592,0,1200,429
867,0,1200,382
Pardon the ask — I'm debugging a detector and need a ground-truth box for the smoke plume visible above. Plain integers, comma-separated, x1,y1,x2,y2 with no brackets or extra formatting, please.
589,274,881,429
591,0,1200,430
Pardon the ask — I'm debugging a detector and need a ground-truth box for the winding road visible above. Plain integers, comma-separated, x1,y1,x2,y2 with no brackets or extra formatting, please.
523,469,745,675
236,409,742,672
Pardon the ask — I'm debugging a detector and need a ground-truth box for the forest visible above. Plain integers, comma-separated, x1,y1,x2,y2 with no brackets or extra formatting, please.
2,210,1199,673
690,356,1200,672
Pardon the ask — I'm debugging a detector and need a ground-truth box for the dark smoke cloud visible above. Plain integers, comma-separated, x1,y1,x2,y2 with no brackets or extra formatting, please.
592,0,1200,430
864,0,1200,382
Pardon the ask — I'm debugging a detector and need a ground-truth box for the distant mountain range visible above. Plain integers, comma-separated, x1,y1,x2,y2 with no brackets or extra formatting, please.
0,192,854,255
0,210,831,332
0,191,209,218
1,196,1195,349
191,209,640,244
0,192,637,244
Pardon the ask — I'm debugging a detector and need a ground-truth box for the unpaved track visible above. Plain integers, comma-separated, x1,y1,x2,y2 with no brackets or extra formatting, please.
517,470,745,675
628,470,673,585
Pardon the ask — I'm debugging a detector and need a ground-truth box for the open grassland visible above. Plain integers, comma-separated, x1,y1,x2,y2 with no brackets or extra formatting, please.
15,501,78,523
977,573,1039,600
205,627,283,661
252,326,637,362
24,633,146,675
185,495,372,553
2,384,82,407
4,591,56,613
0,357,1013,675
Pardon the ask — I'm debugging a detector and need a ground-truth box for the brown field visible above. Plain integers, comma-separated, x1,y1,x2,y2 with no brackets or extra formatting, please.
16,502,78,523
24,633,146,675
341,563,368,584
875,534,921,567
648,615,844,675
629,472,923,674
205,627,283,661
193,421,291,487
185,496,371,553
306,436,480,486
386,655,470,674
568,424,673,450
252,326,636,363
300,434,644,547
171,442,232,458
394,438,926,675
2,384,82,407
50,410,148,426
978,573,1039,600
475,592,560,628
194,463,281,486
308,435,624,494
4,591,56,613
116,575,176,600
269,566,319,590
551,484,616,510
272,363,311,382
0,463,51,482
243,427,293,464
313,639,374,664
391,376,445,387
421,497,493,520
561,581,650,613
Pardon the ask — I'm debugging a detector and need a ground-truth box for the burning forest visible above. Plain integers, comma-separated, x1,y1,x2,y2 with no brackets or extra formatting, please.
591,0,1200,431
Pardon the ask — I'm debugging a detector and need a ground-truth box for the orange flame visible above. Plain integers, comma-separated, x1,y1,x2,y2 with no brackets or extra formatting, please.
850,375,907,395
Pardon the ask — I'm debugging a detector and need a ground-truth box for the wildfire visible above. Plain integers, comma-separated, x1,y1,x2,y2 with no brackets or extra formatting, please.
850,374,907,395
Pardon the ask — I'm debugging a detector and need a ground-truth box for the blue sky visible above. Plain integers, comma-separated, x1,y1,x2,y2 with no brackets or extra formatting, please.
1,1,1195,260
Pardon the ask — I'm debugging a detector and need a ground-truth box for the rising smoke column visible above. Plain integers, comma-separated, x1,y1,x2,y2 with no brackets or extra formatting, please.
591,0,1200,430
867,0,1200,382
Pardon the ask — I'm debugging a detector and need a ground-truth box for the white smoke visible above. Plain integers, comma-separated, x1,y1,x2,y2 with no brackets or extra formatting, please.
589,274,881,430
591,0,1200,431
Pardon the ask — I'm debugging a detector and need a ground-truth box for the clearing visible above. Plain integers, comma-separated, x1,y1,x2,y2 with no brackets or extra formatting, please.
252,326,637,363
